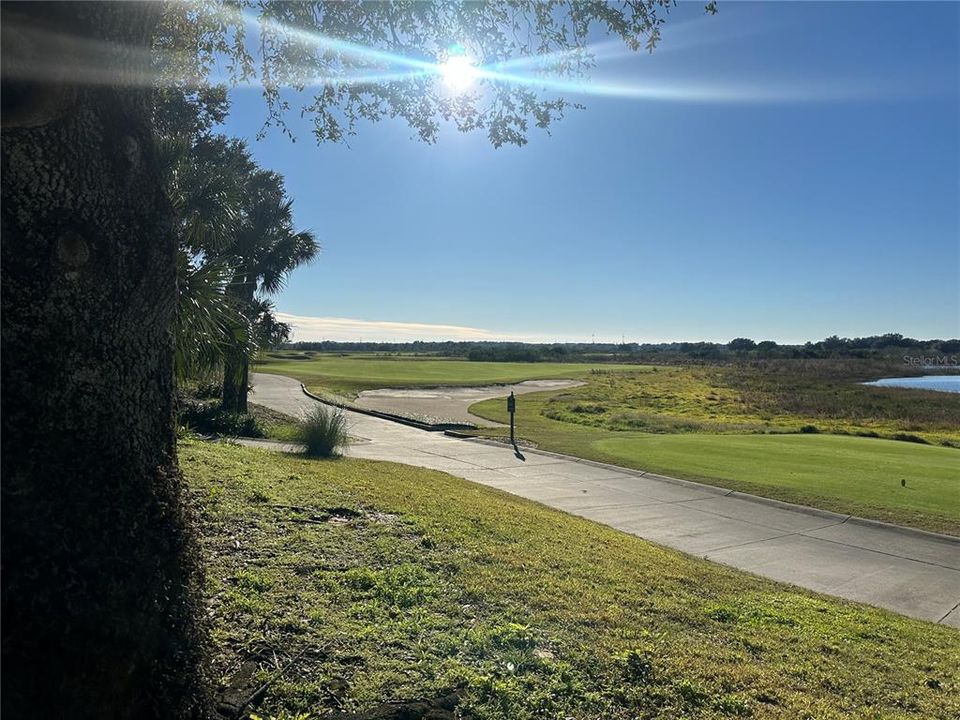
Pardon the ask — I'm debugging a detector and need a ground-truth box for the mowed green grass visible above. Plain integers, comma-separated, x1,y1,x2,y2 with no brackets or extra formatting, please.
597,434,960,531
254,353,643,395
183,440,958,720
471,393,960,535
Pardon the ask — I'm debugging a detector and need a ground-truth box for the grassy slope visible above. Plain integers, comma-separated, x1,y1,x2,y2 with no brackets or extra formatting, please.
470,392,960,535
183,440,958,720
253,354,644,396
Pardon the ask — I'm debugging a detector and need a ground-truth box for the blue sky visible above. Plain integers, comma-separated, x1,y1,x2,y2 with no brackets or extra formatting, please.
220,1,959,344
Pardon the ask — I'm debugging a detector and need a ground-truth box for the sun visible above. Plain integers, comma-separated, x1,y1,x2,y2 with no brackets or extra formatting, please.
438,54,478,92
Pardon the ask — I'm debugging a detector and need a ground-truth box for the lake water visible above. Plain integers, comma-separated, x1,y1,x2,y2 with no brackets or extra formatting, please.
863,375,960,394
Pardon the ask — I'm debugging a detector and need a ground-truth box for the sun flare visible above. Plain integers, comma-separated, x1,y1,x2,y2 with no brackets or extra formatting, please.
438,54,478,92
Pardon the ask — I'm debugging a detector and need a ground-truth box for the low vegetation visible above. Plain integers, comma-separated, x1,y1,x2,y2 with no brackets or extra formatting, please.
178,380,301,442
296,405,348,458
179,397,265,438
466,358,959,534
249,403,301,442
534,360,959,445
183,440,958,719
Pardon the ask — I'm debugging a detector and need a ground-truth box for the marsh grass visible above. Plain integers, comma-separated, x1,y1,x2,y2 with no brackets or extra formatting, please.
527,360,959,444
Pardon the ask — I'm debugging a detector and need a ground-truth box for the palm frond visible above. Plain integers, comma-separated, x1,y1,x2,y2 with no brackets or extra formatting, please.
174,253,254,381
258,229,320,295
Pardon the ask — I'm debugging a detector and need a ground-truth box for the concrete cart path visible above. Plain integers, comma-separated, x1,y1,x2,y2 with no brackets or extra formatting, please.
250,372,960,627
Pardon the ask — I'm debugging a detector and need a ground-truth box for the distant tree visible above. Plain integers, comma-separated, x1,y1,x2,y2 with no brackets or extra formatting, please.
819,335,847,353
467,342,543,363
728,337,757,352
756,340,778,356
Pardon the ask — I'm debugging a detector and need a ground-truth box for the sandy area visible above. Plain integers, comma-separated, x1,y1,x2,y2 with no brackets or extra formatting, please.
353,379,584,426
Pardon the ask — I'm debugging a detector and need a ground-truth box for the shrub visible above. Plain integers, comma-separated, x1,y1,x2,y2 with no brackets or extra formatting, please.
297,404,348,458
890,433,929,445
178,399,264,437
798,424,819,434
615,646,655,683
570,403,606,414
193,380,222,400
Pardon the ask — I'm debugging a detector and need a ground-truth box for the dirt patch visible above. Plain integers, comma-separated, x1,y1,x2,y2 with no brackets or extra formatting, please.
269,504,398,527
328,691,462,720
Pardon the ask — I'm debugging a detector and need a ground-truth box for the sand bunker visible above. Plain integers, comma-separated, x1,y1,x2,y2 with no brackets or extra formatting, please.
353,379,584,426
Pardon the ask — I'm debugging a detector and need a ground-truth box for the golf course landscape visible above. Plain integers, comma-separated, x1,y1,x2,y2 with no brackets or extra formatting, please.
255,352,960,535
5,3,958,718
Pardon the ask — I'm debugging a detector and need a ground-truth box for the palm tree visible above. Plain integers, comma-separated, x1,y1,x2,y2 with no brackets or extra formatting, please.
162,133,315,410
161,135,259,382
221,169,319,412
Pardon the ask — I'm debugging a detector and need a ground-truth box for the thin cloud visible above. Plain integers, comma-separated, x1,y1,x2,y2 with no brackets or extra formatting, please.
276,313,687,345
277,313,520,342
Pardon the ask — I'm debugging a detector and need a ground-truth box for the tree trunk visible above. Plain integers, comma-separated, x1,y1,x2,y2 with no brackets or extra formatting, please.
238,354,251,412
1,3,209,717
221,350,250,414
221,277,255,414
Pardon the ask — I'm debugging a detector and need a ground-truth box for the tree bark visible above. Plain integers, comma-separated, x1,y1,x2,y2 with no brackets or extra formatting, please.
221,351,250,414
238,355,251,412
221,277,255,414
1,3,209,717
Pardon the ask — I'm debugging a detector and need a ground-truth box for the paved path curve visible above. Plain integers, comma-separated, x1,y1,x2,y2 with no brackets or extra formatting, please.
251,372,960,627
